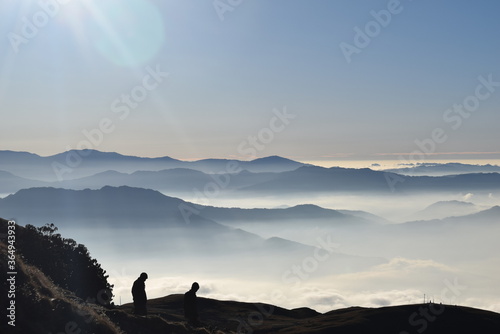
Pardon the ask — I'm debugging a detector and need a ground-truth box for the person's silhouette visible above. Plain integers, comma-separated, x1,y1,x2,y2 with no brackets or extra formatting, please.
184,282,200,325
131,272,148,315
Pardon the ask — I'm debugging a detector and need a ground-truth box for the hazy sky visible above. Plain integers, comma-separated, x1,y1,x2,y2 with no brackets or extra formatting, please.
1,0,499,162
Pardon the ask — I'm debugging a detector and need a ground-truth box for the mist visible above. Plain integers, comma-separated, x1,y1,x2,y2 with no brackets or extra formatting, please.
49,187,500,315
2,151,499,316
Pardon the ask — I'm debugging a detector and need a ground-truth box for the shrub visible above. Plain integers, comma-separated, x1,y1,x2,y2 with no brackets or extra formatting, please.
15,222,113,305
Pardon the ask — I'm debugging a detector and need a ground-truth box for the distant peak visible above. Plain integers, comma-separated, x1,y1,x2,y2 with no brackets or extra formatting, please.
289,204,324,210
48,149,177,161
426,200,475,208
251,156,298,163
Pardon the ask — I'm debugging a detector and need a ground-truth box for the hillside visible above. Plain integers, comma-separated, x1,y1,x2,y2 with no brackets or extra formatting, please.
2,218,500,333
136,295,500,333
0,170,47,194
0,241,121,334
0,219,225,334
408,200,479,221
402,205,500,229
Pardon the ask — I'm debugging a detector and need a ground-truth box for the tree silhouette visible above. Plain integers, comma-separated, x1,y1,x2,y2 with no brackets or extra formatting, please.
16,223,113,305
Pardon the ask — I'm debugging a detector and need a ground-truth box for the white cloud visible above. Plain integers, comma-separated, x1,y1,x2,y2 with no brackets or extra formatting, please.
463,193,474,201
107,255,498,315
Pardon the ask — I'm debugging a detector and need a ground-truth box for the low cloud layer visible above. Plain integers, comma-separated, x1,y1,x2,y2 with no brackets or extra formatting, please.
108,256,498,314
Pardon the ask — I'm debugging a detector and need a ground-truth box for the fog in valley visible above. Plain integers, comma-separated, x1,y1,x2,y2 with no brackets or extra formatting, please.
1,151,499,315
70,192,500,314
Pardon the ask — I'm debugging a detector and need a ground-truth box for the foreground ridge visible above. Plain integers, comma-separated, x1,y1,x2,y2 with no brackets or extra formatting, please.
2,218,500,334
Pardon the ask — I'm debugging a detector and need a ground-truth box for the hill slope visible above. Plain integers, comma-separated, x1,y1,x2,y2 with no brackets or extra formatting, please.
409,200,479,221
2,218,499,334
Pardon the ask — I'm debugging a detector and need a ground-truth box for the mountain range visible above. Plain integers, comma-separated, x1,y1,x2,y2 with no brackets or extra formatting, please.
0,150,304,181
237,166,500,194
2,150,500,323
3,185,498,272
0,186,385,276
407,200,480,221
2,152,500,196
383,162,500,176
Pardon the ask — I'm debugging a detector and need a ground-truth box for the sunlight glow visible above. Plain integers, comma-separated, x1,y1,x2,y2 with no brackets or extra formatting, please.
79,0,165,67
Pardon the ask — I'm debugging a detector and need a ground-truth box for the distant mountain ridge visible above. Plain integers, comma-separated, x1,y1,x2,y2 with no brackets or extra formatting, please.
0,186,385,228
384,162,500,176
238,166,500,194
0,186,386,276
0,149,305,181
0,186,387,232
2,150,500,195
2,165,500,198
402,205,500,229
408,200,480,221
198,203,375,227
447,205,500,224
0,170,47,193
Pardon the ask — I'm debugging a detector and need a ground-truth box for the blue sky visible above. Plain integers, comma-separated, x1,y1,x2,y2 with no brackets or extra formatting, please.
1,0,499,163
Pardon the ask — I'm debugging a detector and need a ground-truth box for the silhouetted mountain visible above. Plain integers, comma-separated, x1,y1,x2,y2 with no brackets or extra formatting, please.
0,170,47,194
194,204,386,256
401,173,500,192
0,150,177,181
0,150,304,182
0,150,42,164
442,205,500,225
401,206,500,231
409,200,480,221
3,164,499,199
238,166,500,194
0,186,384,229
51,168,278,195
124,295,500,334
0,187,384,276
57,168,216,190
239,166,393,193
337,209,391,224
333,204,500,264
244,155,305,171
0,186,194,226
199,204,375,227
3,151,499,195
384,162,500,176
185,155,304,173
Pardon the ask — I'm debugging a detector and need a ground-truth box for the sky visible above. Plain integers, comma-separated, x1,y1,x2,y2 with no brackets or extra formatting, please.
1,0,499,164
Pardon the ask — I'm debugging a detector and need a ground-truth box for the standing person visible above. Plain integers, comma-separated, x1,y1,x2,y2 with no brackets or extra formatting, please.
184,282,200,325
132,272,148,315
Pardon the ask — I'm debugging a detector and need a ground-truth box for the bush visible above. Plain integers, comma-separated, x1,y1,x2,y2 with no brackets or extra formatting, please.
15,222,113,305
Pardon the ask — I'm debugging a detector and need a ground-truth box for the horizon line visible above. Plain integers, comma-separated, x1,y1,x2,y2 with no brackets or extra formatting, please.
2,148,500,165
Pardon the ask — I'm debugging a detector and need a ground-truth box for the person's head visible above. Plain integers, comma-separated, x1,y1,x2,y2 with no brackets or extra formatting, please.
191,282,199,292
140,272,148,280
